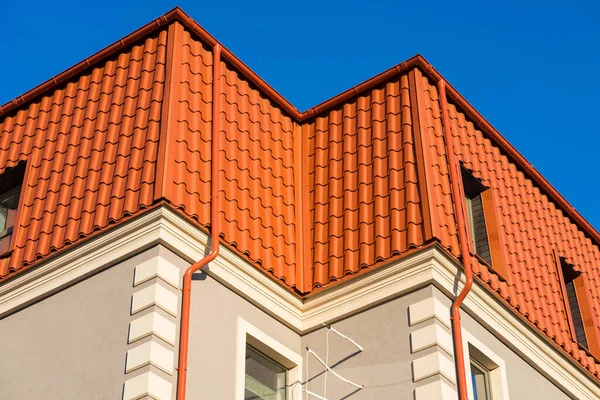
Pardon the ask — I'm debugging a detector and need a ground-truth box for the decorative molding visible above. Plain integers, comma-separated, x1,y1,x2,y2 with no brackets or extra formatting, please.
0,208,165,317
408,296,451,328
1,206,599,399
413,352,456,383
411,322,454,356
123,371,172,400
129,311,177,346
132,283,179,316
301,250,438,329
414,379,457,400
126,341,175,375
134,256,180,289
409,291,457,398
430,250,600,400
123,252,180,400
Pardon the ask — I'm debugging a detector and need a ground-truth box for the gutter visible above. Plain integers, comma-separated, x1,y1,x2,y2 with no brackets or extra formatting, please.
176,43,222,400
437,79,474,400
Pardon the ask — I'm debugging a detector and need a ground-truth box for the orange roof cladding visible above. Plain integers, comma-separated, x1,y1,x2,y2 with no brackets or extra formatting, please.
1,7,600,380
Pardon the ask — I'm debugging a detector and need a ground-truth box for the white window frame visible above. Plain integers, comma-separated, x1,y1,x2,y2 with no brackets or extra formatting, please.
462,328,510,400
235,317,303,400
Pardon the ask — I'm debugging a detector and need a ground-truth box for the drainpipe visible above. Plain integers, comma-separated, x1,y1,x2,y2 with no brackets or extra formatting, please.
176,43,222,400
437,79,473,400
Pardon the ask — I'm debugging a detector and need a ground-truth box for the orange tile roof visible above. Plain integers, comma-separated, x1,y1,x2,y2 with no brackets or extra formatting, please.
0,30,165,276
306,75,424,286
1,7,600,380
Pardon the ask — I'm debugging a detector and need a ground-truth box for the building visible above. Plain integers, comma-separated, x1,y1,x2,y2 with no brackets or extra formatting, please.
0,7,599,400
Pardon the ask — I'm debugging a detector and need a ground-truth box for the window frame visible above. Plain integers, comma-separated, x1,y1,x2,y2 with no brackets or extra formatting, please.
470,357,493,400
462,329,510,400
235,317,303,400
0,186,21,236
0,162,28,257
459,165,508,280
555,252,600,357
245,344,288,399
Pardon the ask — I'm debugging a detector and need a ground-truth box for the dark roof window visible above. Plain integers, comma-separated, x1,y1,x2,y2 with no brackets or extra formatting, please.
560,258,588,348
461,166,491,265
0,163,25,254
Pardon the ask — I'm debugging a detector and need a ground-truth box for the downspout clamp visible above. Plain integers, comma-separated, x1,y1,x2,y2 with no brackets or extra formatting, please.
437,79,474,400
176,43,222,399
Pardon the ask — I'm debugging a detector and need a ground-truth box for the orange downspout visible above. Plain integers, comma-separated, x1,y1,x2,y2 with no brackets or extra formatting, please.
176,43,222,400
437,79,473,400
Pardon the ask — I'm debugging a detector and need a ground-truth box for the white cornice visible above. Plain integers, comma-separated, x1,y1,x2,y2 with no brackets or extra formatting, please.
0,205,598,398
0,208,164,317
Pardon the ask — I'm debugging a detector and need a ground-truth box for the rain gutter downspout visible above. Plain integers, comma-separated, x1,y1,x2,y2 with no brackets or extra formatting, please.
176,43,222,400
437,79,473,400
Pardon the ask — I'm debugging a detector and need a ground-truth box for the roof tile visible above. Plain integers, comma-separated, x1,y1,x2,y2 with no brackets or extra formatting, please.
0,31,166,277
165,28,298,287
308,75,425,286
1,10,599,380
415,72,600,376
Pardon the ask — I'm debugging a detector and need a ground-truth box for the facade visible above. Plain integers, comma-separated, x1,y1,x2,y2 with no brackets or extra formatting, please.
0,7,599,400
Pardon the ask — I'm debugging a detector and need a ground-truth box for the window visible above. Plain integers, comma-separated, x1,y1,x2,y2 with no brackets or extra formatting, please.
460,166,509,280
471,358,492,400
0,163,25,254
464,337,509,400
555,254,600,357
245,345,287,400
236,318,302,400
559,257,588,348
461,166,491,264
0,187,19,252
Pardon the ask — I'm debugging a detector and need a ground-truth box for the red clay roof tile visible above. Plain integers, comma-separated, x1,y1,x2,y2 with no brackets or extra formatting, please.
0,31,165,277
307,75,424,286
415,72,600,377
1,6,600,381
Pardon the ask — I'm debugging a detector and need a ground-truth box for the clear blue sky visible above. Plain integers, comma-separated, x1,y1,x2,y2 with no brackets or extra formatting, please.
1,1,599,229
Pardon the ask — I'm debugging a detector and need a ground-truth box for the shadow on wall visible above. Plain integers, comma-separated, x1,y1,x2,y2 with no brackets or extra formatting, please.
303,326,370,399
304,348,363,399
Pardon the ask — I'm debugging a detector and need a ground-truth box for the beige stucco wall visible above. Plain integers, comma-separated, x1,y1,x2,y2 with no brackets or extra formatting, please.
0,246,162,399
0,244,190,400
301,284,574,400
186,273,301,399
301,286,436,399
460,294,572,400
0,238,583,400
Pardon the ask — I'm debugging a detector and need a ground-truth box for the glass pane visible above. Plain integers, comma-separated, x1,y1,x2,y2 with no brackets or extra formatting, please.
471,362,490,400
465,197,476,248
0,207,7,233
245,346,286,400
0,189,19,234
